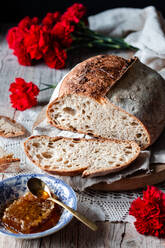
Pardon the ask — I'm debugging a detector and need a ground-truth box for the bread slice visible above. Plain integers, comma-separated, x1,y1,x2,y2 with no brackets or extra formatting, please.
47,94,150,150
24,136,140,178
0,146,20,165
0,115,26,138
47,55,165,150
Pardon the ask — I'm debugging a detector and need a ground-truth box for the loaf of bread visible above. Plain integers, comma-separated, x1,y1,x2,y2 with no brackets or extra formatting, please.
24,136,140,177
0,115,26,138
47,55,165,150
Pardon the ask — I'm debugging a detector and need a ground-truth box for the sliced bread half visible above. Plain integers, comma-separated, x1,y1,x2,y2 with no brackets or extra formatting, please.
0,115,26,138
47,55,165,150
24,136,140,177
47,94,150,150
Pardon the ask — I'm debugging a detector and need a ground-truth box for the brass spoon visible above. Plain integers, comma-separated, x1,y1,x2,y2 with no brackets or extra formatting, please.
27,177,98,231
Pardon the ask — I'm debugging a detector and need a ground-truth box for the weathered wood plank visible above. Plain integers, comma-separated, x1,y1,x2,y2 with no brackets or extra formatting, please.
0,236,41,248
0,220,127,248
0,105,15,118
121,223,165,248
77,221,126,248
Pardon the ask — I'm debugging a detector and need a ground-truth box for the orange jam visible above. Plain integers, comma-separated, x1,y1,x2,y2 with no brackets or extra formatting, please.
1,192,62,234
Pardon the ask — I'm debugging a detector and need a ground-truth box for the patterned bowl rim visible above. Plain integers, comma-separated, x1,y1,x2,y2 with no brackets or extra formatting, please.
0,173,77,239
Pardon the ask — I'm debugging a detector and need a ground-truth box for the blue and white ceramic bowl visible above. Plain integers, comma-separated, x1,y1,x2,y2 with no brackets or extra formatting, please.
0,174,77,239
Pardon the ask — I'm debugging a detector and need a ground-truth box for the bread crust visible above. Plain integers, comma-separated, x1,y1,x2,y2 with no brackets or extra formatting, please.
0,156,20,165
47,93,151,150
106,58,165,145
0,115,26,138
59,55,135,99
24,135,140,177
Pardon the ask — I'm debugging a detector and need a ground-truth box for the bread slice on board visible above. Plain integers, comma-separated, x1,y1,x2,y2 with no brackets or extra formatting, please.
0,146,20,165
47,55,165,150
24,136,140,178
0,115,26,138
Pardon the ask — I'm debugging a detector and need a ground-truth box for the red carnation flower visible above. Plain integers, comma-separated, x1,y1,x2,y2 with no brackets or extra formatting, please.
134,218,165,238
7,27,18,49
24,25,51,60
38,25,51,55
24,24,43,60
7,3,137,70
44,42,67,69
129,186,165,238
61,3,86,24
9,78,39,111
42,12,60,27
52,20,75,47
7,26,32,65
14,43,32,66
18,16,39,32
7,27,25,49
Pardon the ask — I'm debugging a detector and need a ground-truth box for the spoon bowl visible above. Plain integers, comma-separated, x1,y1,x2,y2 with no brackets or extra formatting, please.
27,177,51,199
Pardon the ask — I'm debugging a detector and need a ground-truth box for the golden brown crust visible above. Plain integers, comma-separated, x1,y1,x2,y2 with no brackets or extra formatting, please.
82,164,131,178
45,168,87,176
46,93,151,150
0,154,20,166
59,55,135,99
24,135,140,177
0,115,26,138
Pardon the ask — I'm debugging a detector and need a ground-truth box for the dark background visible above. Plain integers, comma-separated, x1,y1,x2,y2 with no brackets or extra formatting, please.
0,0,165,22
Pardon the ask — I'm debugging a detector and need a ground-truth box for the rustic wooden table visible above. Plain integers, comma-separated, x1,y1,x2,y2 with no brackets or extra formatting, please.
0,24,165,247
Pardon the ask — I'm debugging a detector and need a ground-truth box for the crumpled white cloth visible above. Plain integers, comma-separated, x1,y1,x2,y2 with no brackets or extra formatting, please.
89,6,165,72
1,6,165,222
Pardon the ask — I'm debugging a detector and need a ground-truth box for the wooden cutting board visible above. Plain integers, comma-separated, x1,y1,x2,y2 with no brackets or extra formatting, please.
91,163,165,191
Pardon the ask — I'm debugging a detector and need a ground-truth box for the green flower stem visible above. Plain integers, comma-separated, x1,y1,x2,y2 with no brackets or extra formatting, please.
76,22,138,51
95,35,138,50
40,83,57,92
89,40,124,49
75,32,137,50
68,40,128,51
67,42,95,51
72,35,92,42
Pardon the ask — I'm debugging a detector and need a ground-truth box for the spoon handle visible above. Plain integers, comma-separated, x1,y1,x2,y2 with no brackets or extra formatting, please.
49,197,98,231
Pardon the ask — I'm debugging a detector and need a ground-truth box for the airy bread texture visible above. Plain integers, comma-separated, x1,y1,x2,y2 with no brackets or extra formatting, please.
47,55,165,150
47,94,149,150
0,116,26,138
24,136,140,178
